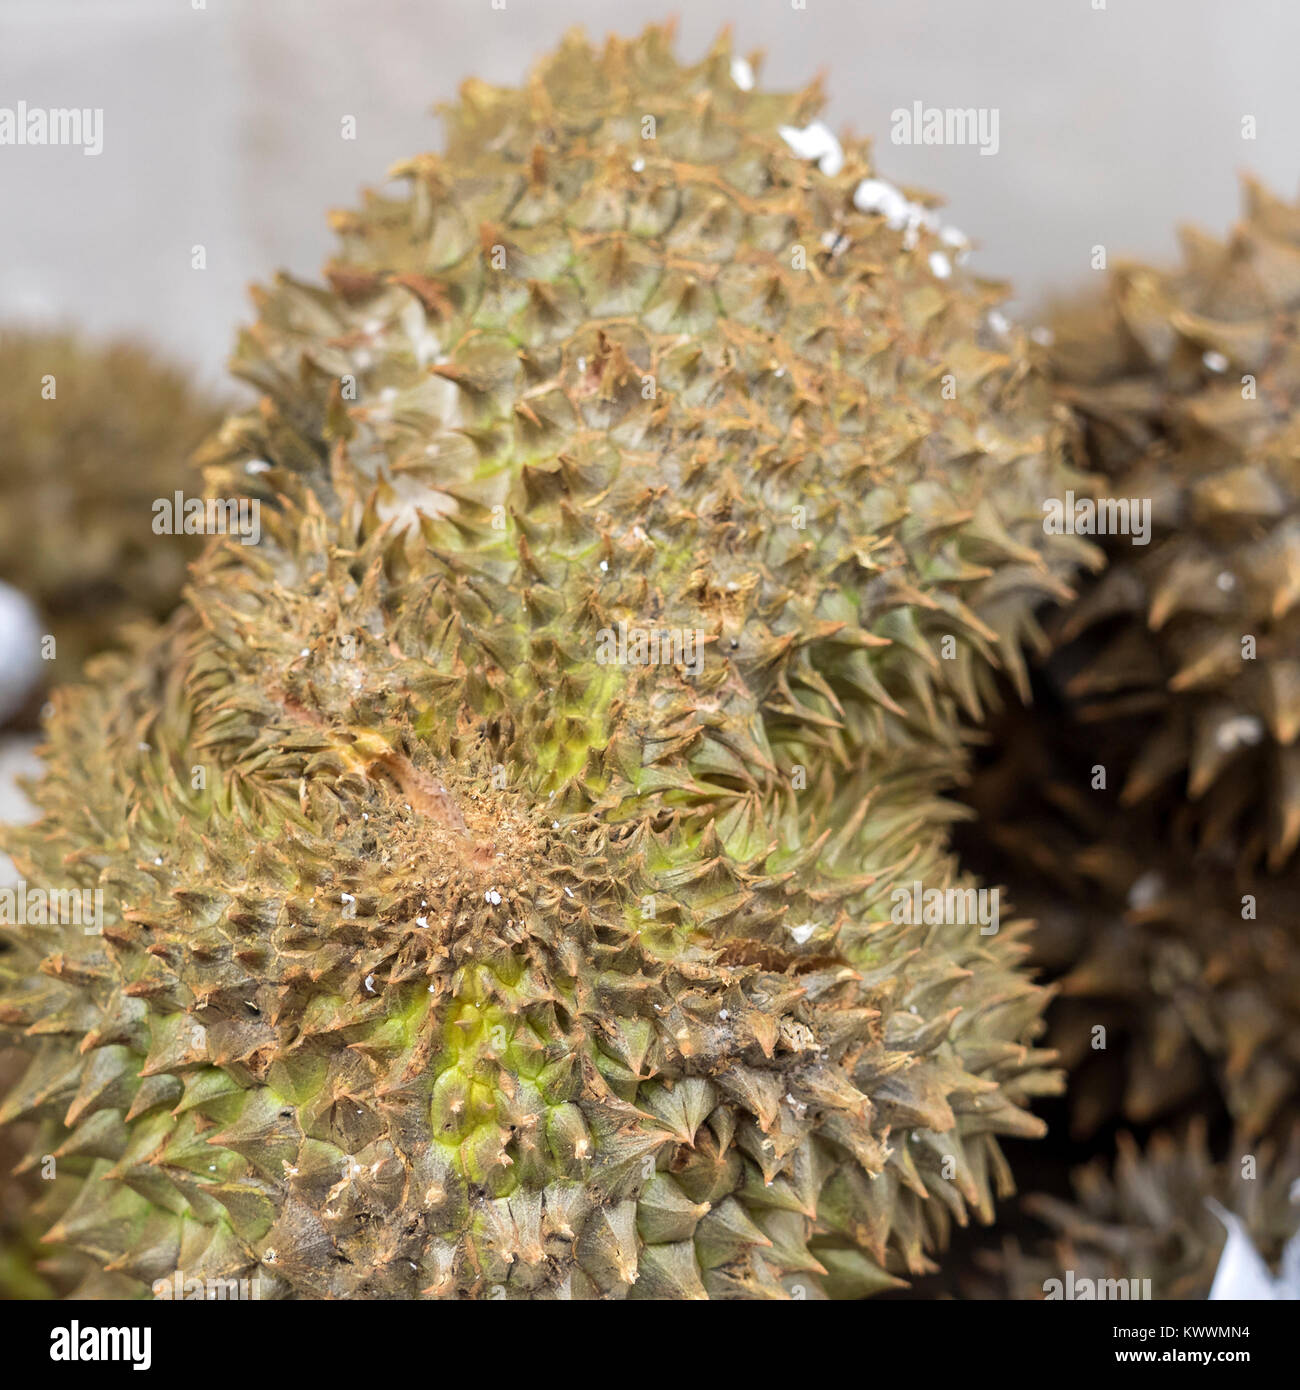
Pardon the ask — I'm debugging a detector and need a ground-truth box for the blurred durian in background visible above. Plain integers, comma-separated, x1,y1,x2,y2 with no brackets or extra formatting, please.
946,179,1300,1300
0,331,223,723
964,1120,1300,1301
1048,179,1300,876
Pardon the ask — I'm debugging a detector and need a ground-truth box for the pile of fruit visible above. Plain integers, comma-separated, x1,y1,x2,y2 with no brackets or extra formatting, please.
0,25,1294,1299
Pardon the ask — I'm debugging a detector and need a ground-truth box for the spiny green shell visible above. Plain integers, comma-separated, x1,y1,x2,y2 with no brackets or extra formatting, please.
1049,178,1300,870
964,1119,1300,1301
0,331,222,687
0,25,1090,1299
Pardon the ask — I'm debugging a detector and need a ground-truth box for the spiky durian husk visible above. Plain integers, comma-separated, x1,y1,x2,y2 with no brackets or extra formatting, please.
960,697,1300,1141
0,331,222,688
1048,179,1300,870
964,1119,1300,1300
0,25,1092,1300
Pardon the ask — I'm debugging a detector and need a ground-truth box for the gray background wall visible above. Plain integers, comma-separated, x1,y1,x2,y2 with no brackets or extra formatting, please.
2,0,1299,388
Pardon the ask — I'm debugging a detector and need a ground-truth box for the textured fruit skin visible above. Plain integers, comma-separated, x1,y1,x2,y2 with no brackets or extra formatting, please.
0,26,1094,1299
1049,180,1300,871
0,332,222,689
0,1049,57,1299
963,1120,1300,1301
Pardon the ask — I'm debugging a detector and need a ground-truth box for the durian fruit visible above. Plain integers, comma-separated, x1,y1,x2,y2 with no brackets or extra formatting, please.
959,696,1300,1141
0,330,223,695
964,1119,1300,1301
1048,178,1300,870
0,26,1095,1300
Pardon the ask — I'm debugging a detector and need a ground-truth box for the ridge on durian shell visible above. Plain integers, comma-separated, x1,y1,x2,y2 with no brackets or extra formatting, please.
0,24,1086,1299
1046,177,1300,871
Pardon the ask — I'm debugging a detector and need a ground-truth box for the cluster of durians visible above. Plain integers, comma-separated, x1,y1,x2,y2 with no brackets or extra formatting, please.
0,24,1295,1300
